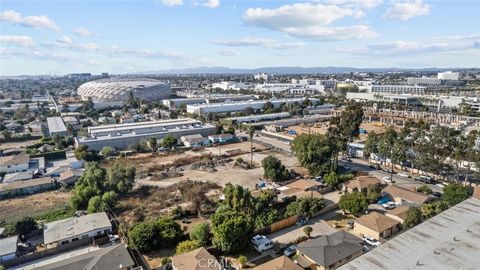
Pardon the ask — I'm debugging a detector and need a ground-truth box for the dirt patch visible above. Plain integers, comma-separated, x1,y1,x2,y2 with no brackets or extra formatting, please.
0,190,71,223
0,139,42,150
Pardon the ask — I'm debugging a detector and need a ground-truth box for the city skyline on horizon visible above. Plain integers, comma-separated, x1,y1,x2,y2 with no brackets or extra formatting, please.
1,0,479,76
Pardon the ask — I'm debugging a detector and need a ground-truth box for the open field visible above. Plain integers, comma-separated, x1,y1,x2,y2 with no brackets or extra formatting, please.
0,139,42,150
0,190,71,223
136,148,302,190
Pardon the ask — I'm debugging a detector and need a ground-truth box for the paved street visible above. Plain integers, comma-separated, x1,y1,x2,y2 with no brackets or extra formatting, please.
339,158,443,193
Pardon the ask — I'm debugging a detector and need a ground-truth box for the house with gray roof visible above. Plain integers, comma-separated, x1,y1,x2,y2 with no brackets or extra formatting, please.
43,212,112,247
11,243,134,270
0,236,18,263
295,231,363,270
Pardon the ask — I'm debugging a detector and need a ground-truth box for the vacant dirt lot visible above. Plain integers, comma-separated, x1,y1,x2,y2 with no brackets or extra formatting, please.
0,190,71,223
137,147,302,190
0,139,42,150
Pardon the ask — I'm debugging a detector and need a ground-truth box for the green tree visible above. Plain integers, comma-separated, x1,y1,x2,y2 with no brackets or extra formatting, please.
87,195,105,213
161,134,177,148
303,226,313,238
421,200,449,219
324,171,339,189
442,184,470,206
417,185,432,195
70,162,106,210
364,131,379,157
175,240,201,254
338,192,368,216
211,209,253,253
254,208,280,229
285,197,324,218
190,222,211,246
74,144,89,161
238,255,248,269
366,184,380,203
129,221,160,252
101,191,117,208
156,217,184,247
291,133,336,176
148,137,157,152
100,146,113,157
106,162,135,194
404,207,422,228
14,217,37,236
222,184,255,213
261,155,290,182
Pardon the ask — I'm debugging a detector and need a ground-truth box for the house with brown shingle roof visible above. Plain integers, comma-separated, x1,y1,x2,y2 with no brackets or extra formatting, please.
171,247,221,270
382,185,432,206
252,256,302,270
354,211,401,240
386,205,411,224
343,176,380,193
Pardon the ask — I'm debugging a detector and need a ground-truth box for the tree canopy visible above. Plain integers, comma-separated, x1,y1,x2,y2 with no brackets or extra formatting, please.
211,209,253,253
338,192,368,216
261,155,290,182
292,133,336,176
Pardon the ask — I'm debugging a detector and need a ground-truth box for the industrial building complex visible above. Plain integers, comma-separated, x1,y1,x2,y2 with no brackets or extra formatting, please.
75,118,216,151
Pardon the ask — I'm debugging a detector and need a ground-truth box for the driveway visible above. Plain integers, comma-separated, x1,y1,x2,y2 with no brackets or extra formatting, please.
267,210,339,245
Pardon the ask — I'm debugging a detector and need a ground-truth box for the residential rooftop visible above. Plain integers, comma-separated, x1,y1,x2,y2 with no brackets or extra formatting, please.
43,212,111,244
0,154,29,167
12,243,134,270
252,255,302,270
355,211,400,233
46,117,67,134
0,235,18,257
338,197,480,270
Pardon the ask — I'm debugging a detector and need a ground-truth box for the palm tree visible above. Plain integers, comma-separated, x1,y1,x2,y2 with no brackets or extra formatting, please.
248,126,255,166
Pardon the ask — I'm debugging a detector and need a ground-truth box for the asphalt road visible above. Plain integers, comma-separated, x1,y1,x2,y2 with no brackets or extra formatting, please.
339,158,444,193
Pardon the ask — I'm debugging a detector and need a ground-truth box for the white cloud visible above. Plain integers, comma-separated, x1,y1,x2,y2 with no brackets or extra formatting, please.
213,37,305,49
0,35,34,47
325,0,383,9
74,27,96,37
243,3,375,40
218,48,240,56
383,0,431,20
0,10,60,31
201,0,220,8
283,25,377,40
57,36,72,45
244,3,362,29
338,34,480,55
160,0,183,7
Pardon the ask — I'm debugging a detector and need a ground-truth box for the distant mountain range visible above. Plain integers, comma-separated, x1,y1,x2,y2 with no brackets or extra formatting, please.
139,66,477,75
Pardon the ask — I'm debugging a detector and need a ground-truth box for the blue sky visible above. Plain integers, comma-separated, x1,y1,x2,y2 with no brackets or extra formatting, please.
0,0,479,75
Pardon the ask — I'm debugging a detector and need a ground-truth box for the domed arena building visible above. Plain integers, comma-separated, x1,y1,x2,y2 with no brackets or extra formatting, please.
77,78,171,106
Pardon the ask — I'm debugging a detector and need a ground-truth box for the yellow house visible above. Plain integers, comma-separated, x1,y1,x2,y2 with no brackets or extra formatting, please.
354,211,401,240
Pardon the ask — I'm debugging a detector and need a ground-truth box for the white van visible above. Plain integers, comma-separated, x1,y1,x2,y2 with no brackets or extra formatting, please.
253,239,273,252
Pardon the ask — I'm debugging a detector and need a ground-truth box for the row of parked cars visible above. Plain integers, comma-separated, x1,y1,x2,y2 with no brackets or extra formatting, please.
251,235,298,257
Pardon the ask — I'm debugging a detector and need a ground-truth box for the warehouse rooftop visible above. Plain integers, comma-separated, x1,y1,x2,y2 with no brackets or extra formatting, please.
338,197,480,270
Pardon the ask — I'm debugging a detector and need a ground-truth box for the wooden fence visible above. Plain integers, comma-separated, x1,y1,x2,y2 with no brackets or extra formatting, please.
255,215,299,235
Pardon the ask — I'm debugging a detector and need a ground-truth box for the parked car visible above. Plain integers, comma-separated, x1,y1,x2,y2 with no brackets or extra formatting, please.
416,175,432,183
369,164,381,170
435,183,445,189
432,192,442,198
251,235,266,244
383,176,394,184
253,239,273,252
382,168,392,173
363,235,381,247
397,173,410,178
382,201,397,210
283,245,297,257
377,197,391,205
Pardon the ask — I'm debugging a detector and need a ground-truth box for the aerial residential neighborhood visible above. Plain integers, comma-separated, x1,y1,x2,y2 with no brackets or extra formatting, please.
1,1,480,270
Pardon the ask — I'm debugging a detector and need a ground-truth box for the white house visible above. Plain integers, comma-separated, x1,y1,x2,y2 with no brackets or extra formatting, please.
0,235,18,263
43,212,112,246
0,154,29,174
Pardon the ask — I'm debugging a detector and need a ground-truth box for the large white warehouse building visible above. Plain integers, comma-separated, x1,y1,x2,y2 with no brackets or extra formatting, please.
77,78,171,105
75,118,215,151
186,98,319,115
